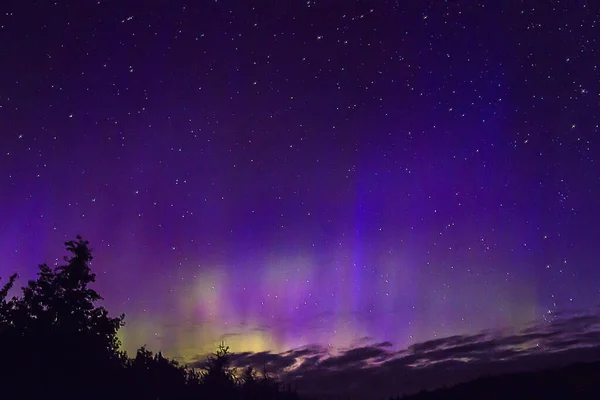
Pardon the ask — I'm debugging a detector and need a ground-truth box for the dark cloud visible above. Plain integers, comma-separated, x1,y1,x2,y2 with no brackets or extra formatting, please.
407,333,486,353
318,346,390,369
230,350,298,372
281,344,325,359
575,331,600,342
201,312,600,399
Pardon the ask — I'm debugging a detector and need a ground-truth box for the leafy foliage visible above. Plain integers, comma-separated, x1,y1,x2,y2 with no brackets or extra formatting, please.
0,236,301,400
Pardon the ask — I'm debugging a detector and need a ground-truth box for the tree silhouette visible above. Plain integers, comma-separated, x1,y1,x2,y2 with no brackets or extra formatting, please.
0,236,125,399
0,272,17,325
0,236,303,400
200,342,238,397
126,345,191,399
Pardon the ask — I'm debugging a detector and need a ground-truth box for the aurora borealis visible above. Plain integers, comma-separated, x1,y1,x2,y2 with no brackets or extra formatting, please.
1,1,599,392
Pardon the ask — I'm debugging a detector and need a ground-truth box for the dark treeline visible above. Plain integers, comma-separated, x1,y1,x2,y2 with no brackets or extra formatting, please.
2,236,599,400
388,359,600,400
0,237,301,400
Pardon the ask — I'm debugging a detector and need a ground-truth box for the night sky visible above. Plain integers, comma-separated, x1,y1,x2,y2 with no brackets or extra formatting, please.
1,0,600,396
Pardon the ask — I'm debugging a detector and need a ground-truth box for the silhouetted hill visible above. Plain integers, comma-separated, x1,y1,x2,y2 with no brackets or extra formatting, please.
393,360,600,400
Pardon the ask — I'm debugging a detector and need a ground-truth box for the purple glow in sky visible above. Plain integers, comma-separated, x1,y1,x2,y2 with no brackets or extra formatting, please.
1,0,599,372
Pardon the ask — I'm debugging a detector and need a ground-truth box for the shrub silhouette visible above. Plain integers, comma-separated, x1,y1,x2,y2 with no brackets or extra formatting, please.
0,236,302,400
200,342,238,397
0,236,125,399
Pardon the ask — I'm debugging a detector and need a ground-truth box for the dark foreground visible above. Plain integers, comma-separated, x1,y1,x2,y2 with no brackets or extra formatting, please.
1,237,598,400
392,360,600,400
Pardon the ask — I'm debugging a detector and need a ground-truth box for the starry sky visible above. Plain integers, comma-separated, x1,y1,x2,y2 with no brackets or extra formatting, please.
1,0,599,386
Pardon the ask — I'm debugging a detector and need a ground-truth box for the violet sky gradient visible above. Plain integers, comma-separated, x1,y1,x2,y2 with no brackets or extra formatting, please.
0,0,599,372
